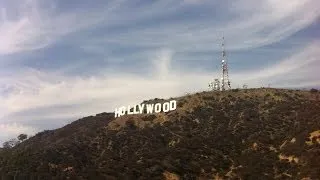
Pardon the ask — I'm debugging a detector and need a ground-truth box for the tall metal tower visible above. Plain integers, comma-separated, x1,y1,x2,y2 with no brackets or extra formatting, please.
208,37,231,91
221,37,231,91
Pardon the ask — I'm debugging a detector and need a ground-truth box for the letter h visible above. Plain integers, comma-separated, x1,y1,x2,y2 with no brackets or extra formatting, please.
114,108,121,118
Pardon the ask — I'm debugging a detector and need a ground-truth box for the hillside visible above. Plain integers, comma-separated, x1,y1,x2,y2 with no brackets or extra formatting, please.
0,88,320,180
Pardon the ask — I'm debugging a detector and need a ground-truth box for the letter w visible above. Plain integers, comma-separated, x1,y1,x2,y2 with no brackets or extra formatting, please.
146,104,154,114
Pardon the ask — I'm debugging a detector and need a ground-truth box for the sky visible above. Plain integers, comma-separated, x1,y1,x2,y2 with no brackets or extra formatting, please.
0,0,319,145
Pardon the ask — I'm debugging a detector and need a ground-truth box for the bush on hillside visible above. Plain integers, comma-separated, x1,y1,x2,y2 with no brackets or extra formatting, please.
126,119,137,130
232,89,239,92
310,88,318,93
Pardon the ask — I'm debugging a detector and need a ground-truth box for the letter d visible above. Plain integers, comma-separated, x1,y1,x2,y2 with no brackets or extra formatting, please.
169,100,177,111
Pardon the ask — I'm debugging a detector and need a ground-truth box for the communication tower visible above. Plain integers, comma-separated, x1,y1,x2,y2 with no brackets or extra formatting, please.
208,37,231,91
221,37,231,91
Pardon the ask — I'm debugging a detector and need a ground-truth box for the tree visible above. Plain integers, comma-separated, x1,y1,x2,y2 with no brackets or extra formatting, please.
18,134,28,142
2,138,19,149
2,141,11,149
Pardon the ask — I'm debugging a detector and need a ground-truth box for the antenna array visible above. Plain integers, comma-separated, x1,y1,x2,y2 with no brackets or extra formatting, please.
221,37,231,91
208,37,231,91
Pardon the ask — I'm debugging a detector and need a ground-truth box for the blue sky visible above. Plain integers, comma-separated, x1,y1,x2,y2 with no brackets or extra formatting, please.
0,0,319,145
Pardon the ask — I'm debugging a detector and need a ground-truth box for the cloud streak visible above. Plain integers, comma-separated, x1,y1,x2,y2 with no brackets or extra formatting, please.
82,0,319,51
1,40,319,129
0,0,122,55
233,41,320,82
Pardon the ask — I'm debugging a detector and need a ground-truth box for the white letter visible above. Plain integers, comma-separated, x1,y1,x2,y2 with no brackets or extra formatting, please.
139,104,145,114
155,103,161,113
146,104,154,114
120,106,126,116
169,100,177,111
127,105,134,115
133,104,139,114
115,106,126,117
163,102,170,112
115,108,121,118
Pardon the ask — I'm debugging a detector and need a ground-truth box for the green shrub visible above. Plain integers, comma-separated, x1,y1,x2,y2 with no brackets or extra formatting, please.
177,100,186,108
310,88,318,93
232,89,239,92
142,115,157,121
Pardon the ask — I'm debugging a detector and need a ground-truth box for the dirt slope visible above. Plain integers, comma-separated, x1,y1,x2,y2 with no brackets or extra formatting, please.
0,88,319,180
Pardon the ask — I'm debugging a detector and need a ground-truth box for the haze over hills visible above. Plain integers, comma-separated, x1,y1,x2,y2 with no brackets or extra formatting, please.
0,88,319,179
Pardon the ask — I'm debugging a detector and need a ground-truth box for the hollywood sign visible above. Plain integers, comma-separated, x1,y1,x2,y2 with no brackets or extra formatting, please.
115,100,177,118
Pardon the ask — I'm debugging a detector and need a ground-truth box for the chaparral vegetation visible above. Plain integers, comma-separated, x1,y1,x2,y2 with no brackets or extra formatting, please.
0,88,319,179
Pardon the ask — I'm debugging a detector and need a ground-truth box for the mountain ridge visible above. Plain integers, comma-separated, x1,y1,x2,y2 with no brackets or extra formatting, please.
0,88,319,179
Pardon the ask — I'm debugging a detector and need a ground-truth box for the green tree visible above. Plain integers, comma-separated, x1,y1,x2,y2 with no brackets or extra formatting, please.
18,134,28,142
2,138,19,149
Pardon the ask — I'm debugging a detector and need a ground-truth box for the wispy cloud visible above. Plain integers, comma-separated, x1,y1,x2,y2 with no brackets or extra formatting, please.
1,41,319,131
82,0,319,51
233,41,320,82
0,0,119,55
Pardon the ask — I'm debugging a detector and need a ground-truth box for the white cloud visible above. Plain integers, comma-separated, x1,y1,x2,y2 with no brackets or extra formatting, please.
223,0,319,49
85,0,319,51
152,48,173,80
1,40,318,125
0,0,123,55
233,41,320,81
0,0,318,56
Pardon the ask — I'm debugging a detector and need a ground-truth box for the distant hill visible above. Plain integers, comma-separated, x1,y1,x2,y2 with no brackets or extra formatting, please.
0,88,319,179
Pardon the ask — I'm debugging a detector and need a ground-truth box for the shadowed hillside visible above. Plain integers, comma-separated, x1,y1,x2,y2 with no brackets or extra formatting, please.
0,88,320,180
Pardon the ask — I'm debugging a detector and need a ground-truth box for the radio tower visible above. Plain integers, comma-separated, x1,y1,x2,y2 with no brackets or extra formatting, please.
221,37,231,91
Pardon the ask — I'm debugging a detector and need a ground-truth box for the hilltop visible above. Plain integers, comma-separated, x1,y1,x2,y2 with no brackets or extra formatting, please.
0,88,320,179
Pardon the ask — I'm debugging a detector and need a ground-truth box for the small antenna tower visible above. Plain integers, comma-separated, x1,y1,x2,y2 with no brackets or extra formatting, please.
208,82,213,90
221,37,231,91
214,79,220,90
209,78,220,91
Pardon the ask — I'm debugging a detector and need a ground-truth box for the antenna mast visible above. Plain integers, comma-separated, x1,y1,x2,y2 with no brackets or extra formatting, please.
208,36,231,91
221,37,231,91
